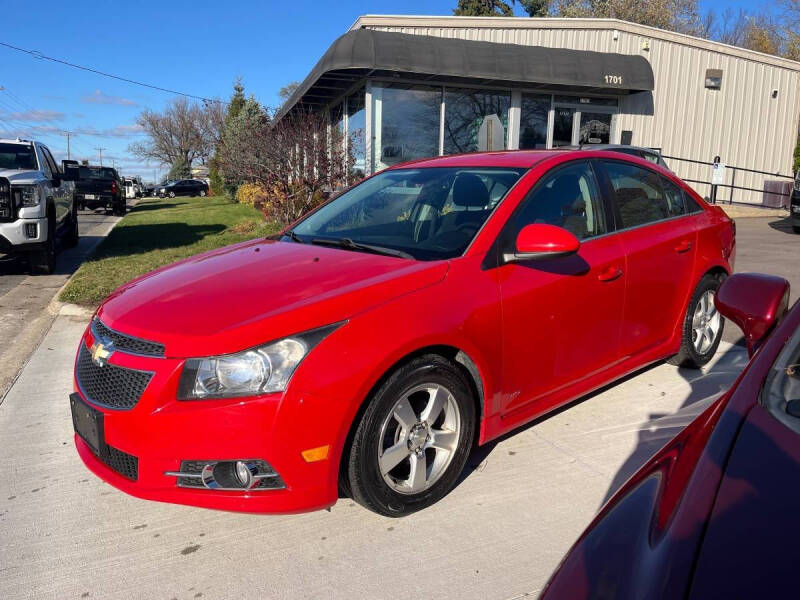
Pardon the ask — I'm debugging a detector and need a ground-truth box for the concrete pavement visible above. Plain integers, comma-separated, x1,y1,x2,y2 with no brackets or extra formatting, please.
0,209,125,400
0,313,747,600
0,216,793,600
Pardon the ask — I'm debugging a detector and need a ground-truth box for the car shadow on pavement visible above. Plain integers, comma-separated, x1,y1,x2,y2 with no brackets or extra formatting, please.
767,216,795,234
454,340,750,498
596,340,750,507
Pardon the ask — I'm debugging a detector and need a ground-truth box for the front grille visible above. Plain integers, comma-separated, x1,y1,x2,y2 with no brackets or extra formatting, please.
0,177,11,222
92,318,165,357
76,344,154,409
102,444,138,481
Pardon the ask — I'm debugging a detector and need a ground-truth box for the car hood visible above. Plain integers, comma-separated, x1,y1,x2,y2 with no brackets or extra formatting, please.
97,238,449,357
0,168,43,184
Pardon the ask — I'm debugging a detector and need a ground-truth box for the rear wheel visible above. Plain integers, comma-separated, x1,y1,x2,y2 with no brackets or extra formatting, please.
168,191,176,198
793,225,800,234
30,215,56,275
346,354,476,517
668,273,726,368
113,201,126,217
199,189,207,197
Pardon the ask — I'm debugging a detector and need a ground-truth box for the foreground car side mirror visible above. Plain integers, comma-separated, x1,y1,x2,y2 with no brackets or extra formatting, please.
62,160,80,182
715,273,790,356
504,224,580,263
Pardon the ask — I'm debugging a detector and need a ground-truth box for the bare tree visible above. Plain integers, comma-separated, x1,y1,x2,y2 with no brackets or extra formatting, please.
129,97,223,169
551,0,704,35
217,106,354,224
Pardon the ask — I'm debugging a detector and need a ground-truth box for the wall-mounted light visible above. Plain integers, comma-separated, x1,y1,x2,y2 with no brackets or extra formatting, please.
772,89,779,98
705,68,723,90
612,30,619,41
642,39,651,51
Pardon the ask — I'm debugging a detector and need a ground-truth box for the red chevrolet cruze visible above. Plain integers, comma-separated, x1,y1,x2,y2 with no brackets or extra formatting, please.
70,150,735,516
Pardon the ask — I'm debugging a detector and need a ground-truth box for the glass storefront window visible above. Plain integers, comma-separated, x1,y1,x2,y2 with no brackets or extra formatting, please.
519,93,550,150
443,89,510,154
347,91,366,179
371,84,441,171
578,112,612,145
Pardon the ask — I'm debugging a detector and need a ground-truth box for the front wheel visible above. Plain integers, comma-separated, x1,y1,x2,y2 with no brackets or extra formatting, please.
793,225,800,234
668,273,726,368
30,216,56,275
168,191,176,198
345,354,476,517
199,190,207,197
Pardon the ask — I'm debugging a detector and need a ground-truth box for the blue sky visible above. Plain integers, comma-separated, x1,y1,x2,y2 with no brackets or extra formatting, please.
0,0,756,181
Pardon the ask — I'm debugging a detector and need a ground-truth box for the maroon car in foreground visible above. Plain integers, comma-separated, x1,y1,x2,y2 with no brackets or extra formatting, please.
542,272,799,599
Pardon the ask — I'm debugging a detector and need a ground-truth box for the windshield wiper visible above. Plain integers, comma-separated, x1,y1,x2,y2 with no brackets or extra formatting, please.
284,230,305,244
310,237,413,260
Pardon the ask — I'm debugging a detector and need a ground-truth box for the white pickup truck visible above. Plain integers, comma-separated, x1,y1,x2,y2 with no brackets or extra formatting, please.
0,138,79,274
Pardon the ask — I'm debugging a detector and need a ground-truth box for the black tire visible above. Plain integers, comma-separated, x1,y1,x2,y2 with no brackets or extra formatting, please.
30,215,56,275
668,273,726,368
168,191,176,198
793,225,800,234
199,189,207,197
113,202,126,217
63,204,79,248
346,354,476,517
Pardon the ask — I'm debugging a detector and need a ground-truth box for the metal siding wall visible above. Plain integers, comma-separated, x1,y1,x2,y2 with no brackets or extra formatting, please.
368,24,800,205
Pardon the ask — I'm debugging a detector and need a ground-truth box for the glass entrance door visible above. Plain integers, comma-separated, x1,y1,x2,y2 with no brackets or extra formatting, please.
552,106,576,147
578,112,612,145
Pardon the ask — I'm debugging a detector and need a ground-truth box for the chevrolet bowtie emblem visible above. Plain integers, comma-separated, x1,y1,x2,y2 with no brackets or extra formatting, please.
90,338,114,367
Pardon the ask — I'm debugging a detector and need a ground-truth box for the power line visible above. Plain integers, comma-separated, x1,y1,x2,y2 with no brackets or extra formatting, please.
0,41,224,104
95,147,106,166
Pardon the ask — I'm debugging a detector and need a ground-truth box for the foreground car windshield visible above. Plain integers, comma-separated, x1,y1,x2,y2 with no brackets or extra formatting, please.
290,167,526,260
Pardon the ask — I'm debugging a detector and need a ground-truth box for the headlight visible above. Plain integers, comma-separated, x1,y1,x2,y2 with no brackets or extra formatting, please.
14,185,40,207
159,188,165,192
177,323,343,399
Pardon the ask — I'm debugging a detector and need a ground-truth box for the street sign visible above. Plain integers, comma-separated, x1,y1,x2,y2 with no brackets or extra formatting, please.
711,162,726,185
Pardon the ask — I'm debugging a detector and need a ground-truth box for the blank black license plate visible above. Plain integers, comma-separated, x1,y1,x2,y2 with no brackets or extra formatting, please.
70,393,104,455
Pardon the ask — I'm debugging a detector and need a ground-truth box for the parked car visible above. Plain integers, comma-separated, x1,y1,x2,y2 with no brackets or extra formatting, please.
572,144,670,170
541,271,798,600
75,166,126,216
157,179,208,198
791,168,799,233
70,150,735,516
0,138,79,274
123,178,137,200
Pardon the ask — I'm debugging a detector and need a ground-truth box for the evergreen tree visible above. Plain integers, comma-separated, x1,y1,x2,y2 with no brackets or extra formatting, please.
453,0,515,16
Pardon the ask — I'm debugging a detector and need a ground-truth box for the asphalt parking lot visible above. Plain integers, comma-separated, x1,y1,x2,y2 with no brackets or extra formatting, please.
0,215,797,600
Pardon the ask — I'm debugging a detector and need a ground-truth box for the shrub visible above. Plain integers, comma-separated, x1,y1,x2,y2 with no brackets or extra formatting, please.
236,183,268,206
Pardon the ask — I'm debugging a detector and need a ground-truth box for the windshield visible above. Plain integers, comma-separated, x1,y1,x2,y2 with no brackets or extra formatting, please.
290,167,526,260
0,143,37,170
79,167,117,180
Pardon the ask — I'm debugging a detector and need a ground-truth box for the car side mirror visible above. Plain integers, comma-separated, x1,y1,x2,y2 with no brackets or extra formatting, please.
715,273,790,356
61,160,80,182
503,224,581,263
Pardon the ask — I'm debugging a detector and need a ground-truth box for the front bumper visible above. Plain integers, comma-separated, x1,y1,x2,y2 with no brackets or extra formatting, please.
0,217,48,254
71,327,343,513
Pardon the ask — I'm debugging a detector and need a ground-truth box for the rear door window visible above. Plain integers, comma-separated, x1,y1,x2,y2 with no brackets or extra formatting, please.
601,161,670,229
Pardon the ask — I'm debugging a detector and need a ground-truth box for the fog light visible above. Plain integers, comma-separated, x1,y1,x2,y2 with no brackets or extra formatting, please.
166,459,285,491
235,461,255,487
24,223,37,238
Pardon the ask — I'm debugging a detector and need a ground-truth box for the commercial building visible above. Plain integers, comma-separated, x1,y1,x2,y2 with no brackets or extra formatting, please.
279,15,800,205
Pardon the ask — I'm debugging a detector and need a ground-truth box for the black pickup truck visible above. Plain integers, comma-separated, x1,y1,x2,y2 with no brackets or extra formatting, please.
75,166,126,216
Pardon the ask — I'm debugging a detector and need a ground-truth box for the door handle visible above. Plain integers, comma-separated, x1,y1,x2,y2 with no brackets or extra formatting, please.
598,266,623,282
675,239,692,253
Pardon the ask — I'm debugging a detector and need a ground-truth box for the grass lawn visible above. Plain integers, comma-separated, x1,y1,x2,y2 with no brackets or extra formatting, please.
60,196,281,306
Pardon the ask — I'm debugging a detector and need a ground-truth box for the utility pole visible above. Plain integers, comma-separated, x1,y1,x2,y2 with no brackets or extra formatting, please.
63,131,71,160
95,147,106,166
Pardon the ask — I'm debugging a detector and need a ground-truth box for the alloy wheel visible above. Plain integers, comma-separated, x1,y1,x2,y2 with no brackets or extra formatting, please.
692,290,721,354
377,383,461,495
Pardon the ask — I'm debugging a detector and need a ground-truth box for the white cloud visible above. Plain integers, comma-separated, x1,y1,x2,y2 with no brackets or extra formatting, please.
2,109,65,122
81,90,138,107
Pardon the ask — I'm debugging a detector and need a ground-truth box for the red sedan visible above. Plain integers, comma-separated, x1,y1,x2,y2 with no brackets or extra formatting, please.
70,150,735,516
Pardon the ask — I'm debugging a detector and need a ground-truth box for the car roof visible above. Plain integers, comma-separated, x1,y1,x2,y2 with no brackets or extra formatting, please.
387,150,570,170
385,149,667,170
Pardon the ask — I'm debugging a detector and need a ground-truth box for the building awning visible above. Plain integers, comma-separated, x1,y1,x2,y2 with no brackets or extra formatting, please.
278,28,655,118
